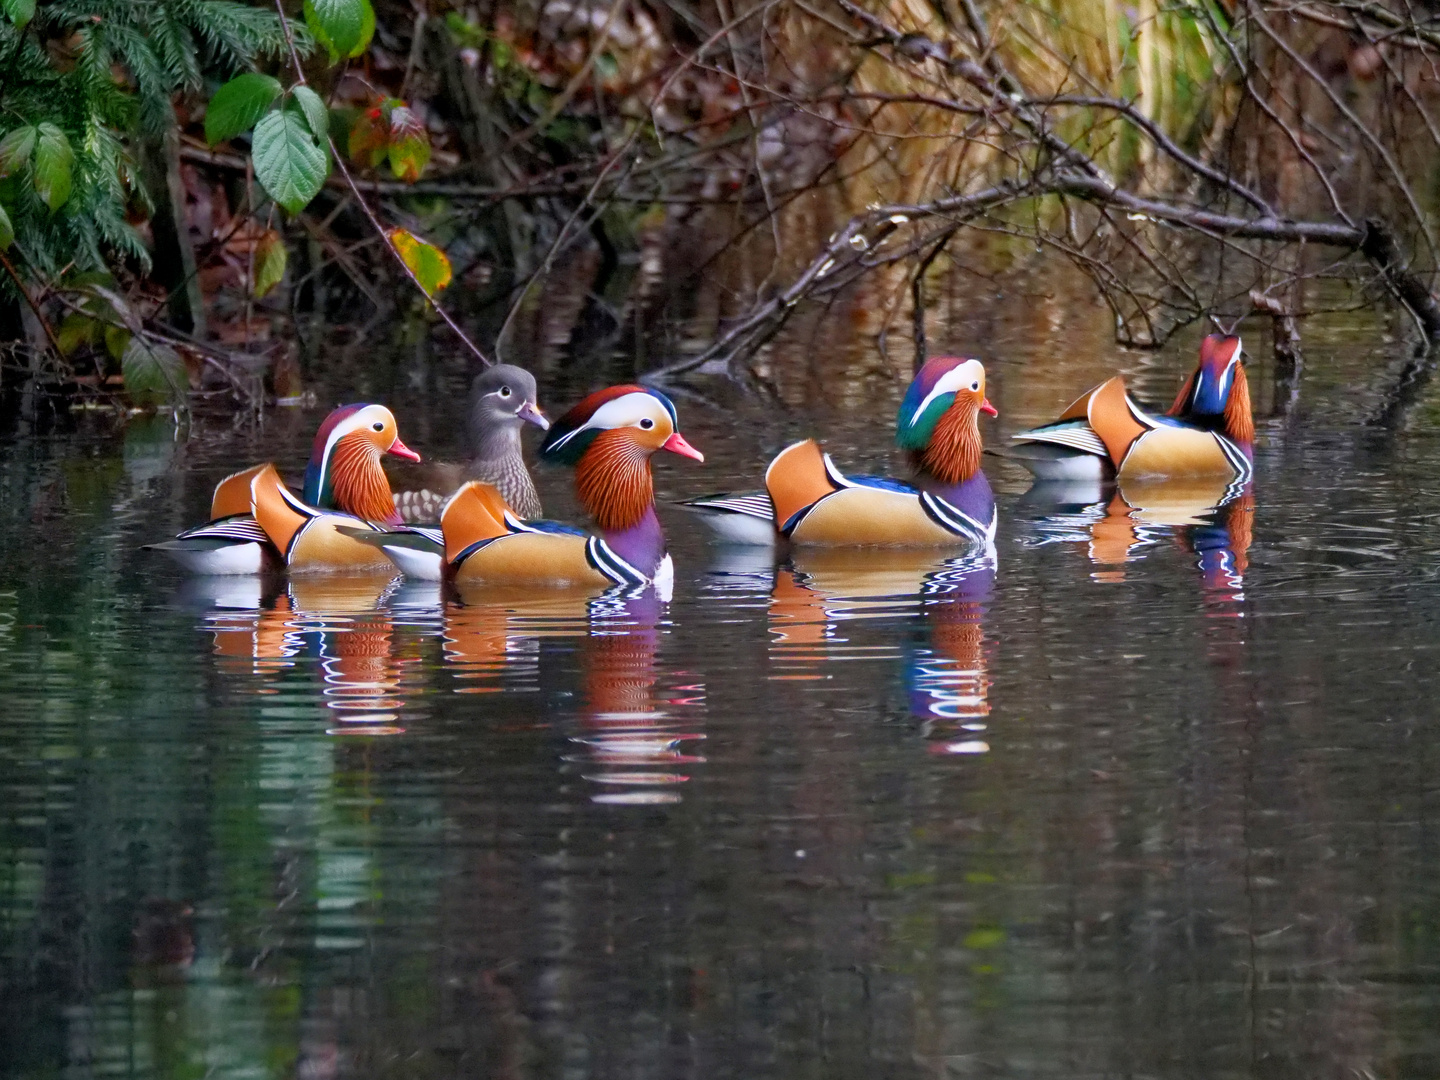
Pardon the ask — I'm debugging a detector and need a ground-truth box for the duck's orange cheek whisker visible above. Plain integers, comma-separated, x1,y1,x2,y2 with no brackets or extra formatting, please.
389,437,422,462
661,432,704,462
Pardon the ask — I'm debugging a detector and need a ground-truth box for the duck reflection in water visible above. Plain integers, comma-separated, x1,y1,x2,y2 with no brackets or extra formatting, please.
189,572,411,735
443,582,704,805
1021,475,1253,600
762,548,995,755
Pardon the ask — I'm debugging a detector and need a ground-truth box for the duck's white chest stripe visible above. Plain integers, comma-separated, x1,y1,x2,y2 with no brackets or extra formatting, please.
919,492,996,544
585,537,649,586
1215,434,1253,483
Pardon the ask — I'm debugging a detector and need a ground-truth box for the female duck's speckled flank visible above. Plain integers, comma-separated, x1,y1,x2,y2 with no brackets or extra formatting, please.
1009,334,1254,482
147,404,420,574
392,365,549,522
679,356,998,548
360,385,704,592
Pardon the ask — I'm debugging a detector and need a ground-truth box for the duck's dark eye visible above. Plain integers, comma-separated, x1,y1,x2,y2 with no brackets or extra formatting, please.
639,418,655,430
970,382,980,392
499,386,512,398
372,422,385,432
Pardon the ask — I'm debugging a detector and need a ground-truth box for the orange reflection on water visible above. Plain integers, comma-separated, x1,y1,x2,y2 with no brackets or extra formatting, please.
196,572,410,735
768,549,996,754
445,584,705,804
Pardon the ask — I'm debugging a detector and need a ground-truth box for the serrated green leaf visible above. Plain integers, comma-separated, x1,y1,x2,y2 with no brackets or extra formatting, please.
304,0,366,61
33,123,74,211
0,203,11,250
253,229,287,297
1,0,34,32
122,337,186,405
252,110,328,215
290,85,330,144
205,73,283,146
388,228,452,294
0,127,37,178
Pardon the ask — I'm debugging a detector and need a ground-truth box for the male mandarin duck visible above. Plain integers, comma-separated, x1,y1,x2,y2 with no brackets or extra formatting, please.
361,385,704,591
680,355,998,548
391,365,548,523
1009,334,1254,482
148,403,420,574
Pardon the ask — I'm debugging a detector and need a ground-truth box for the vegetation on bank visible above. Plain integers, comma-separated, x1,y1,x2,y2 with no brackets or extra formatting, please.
2,1,1440,415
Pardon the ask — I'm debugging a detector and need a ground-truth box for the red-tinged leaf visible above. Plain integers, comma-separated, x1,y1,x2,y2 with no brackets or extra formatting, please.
388,228,452,294
386,106,429,182
253,229,287,298
348,107,389,168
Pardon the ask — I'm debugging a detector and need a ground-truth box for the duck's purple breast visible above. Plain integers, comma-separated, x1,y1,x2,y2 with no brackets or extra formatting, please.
921,470,995,525
601,506,667,579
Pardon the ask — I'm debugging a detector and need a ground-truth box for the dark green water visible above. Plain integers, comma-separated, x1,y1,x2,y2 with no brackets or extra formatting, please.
4,311,1440,1078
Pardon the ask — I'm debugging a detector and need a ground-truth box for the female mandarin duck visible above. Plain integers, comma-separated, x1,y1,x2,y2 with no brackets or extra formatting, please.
680,355,998,548
1009,334,1254,482
364,385,704,590
391,365,548,522
148,403,420,574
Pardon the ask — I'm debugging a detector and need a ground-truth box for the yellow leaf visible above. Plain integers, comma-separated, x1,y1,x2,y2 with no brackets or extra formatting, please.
388,228,452,294
253,229,287,298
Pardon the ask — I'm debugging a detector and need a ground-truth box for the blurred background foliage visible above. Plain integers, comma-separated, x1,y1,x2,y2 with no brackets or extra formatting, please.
0,0,1437,412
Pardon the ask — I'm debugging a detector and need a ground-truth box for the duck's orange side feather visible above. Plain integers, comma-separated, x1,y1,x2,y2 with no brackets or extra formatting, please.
765,440,838,530
249,465,309,555
211,464,270,519
440,482,511,565
1086,377,1148,467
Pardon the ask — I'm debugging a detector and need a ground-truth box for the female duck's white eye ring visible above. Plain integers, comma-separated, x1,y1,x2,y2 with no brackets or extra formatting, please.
372,421,385,432
499,386,512,398
639,418,655,430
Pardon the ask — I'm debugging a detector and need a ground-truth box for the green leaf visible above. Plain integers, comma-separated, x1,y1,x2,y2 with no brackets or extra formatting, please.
290,85,330,144
57,313,99,357
356,0,375,57
104,324,131,362
252,110,328,215
0,126,37,178
304,0,368,61
205,73,283,146
388,228,452,294
33,124,74,211
0,203,11,250
253,229,287,297
1,0,34,32
122,337,187,405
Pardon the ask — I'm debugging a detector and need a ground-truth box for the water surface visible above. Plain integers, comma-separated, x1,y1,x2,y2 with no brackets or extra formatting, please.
4,291,1440,1078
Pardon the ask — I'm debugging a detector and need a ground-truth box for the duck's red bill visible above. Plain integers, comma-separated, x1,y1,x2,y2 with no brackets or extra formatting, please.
662,432,704,462
388,437,422,462
980,398,998,417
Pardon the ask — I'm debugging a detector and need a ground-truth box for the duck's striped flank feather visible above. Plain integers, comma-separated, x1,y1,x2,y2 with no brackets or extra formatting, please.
174,515,271,544
681,491,774,520
1012,420,1108,458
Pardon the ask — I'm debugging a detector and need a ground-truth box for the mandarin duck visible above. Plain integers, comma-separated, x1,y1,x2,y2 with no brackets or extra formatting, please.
680,356,998,548
1009,334,1254,482
358,385,704,592
391,365,548,523
148,403,420,574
